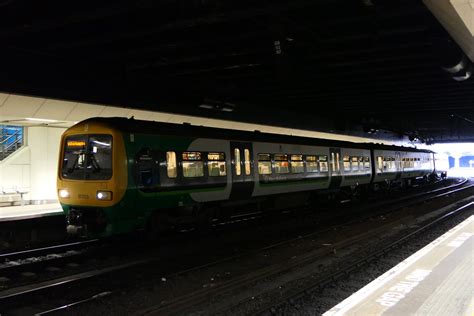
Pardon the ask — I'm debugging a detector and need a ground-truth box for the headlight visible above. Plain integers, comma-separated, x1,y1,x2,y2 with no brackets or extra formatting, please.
59,189,70,198
96,191,113,201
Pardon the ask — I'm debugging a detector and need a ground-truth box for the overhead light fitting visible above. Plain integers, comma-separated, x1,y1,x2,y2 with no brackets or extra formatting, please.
198,100,235,112
221,105,234,112
25,117,58,123
198,104,214,110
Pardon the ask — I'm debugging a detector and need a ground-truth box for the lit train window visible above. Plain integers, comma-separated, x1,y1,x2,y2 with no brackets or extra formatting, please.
274,154,289,174
166,151,177,178
62,135,112,180
244,149,251,175
208,152,226,177
377,156,383,171
208,152,224,160
258,153,272,175
234,148,241,175
384,157,391,170
182,152,201,160
306,155,318,173
290,155,304,173
331,153,335,172
319,155,328,172
352,156,359,171
364,157,370,170
383,157,389,170
343,156,351,171
182,151,204,177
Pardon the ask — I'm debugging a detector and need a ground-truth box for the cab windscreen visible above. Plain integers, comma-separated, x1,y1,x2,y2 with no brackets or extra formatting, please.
62,134,113,180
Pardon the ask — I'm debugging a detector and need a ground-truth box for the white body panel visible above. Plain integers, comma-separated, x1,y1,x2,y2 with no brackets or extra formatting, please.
188,138,231,202
251,142,331,197
185,137,435,204
339,148,372,187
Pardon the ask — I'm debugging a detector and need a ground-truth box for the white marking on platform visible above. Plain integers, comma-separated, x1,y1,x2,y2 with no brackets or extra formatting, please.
323,215,474,316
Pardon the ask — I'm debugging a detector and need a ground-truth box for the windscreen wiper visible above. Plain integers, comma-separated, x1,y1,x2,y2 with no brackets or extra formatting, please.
67,155,80,174
88,154,102,172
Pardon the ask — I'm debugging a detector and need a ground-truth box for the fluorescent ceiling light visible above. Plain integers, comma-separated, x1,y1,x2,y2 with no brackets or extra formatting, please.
25,117,58,123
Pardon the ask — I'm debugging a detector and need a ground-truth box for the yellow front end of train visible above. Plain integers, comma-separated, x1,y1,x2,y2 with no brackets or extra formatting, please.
57,120,128,235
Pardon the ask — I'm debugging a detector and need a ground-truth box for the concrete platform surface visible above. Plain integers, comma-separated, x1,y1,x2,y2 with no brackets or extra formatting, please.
0,203,63,221
324,215,474,316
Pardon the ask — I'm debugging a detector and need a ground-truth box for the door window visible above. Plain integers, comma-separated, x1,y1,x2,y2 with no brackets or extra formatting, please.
244,149,251,175
234,148,241,175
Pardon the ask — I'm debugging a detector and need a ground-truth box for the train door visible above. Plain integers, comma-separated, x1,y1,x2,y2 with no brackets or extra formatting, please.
329,147,342,188
229,142,255,200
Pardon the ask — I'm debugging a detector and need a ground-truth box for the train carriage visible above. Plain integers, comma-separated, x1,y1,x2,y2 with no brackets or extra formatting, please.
371,148,435,186
57,117,437,238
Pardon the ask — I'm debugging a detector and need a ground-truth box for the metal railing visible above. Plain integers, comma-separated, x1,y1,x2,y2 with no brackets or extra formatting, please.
0,126,24,161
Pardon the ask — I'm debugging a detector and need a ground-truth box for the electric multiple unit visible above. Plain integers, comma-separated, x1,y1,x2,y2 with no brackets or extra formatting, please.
57,117,445,238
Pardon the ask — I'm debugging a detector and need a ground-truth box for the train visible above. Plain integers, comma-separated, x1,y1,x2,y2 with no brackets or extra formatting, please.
57,117,448,238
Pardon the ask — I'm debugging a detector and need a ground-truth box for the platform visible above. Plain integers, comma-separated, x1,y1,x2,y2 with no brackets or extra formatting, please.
324,214,474,316
0,203,63,221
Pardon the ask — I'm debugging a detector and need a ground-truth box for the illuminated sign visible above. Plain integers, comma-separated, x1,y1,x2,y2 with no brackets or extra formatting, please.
67,140,86,147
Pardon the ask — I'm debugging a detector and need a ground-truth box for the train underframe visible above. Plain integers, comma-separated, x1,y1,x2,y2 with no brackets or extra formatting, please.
66,174,441,238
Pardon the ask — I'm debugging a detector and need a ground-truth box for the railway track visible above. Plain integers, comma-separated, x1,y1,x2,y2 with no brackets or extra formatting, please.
1,178,471,315
135,193,474,316
0,239,98,267
253,201,474,316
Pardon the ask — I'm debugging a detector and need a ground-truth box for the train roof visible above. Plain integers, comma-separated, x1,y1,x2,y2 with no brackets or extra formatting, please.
79,117,434,154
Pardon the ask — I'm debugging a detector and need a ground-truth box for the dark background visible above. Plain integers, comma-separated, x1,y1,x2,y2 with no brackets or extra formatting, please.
0,0,473,143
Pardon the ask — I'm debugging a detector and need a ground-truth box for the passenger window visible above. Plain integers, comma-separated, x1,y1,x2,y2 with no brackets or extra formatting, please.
306,155,318,173
234,148,241,175
386,157,392,170
258,153,272,175
364,157,370,170
343,155,351,171
208,152,226,177
244,149,251,175
377,156,383,171
166,151,177,178
274,154,289,174
319,155,328,172
352,156,359,171
290,154,304,173
182,151,204,177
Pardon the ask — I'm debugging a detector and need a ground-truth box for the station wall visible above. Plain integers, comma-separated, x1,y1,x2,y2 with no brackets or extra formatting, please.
0,126,65,202
0,146,30,193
